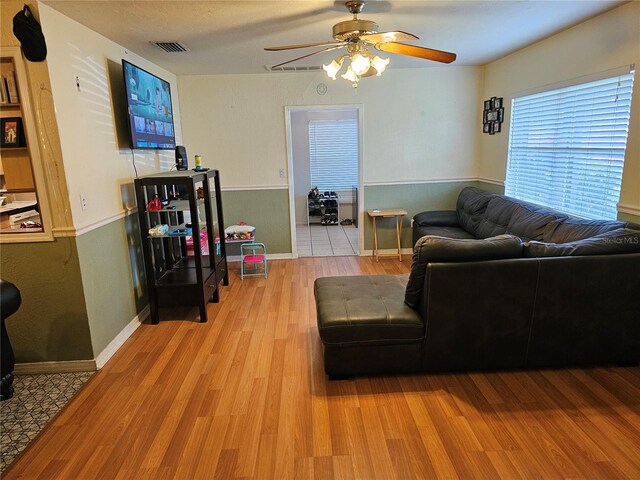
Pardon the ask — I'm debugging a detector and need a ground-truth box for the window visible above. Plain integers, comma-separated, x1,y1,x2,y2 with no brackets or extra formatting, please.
309,118,358,191
505,70,634,220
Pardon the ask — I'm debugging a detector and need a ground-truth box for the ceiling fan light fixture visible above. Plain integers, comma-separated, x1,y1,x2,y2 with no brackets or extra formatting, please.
350,53,371,76
341,65,359,88
323,57,344,80
371,55,389,76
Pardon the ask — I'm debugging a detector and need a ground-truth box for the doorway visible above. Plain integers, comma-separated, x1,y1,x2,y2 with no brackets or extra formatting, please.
285,105,363,257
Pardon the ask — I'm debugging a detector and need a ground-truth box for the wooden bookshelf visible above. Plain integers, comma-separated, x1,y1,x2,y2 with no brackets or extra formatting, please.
0,48,52,241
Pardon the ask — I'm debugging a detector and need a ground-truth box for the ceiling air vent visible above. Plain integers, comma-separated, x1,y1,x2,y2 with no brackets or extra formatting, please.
151,42,190,53
265,65,322,72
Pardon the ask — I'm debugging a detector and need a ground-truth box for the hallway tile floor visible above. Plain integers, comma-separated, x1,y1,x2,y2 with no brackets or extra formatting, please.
296,224,359,257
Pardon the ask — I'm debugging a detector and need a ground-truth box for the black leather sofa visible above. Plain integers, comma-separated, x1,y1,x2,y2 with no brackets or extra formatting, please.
315,187,640,378
1,280,21,399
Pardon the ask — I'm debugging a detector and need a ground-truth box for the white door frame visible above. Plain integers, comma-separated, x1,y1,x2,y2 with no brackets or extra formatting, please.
284,104,365,258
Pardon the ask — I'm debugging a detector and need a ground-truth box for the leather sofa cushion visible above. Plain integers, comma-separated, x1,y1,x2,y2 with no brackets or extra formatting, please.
413,210,459,227
414,225,476,240
475,196,519,238
456,187,495,235
405,234,523,310
506,204,564,241
524,228,640,257
543,217,627,243
315,275,424,345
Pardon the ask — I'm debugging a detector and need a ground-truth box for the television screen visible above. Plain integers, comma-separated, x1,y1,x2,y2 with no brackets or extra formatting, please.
122,60,176,149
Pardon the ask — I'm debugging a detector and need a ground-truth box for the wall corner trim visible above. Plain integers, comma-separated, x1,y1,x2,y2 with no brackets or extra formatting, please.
15,360,97,374
477,177,505,186
52,226,78,238
618,203,640,216
95,305,150,369
77,207,138,236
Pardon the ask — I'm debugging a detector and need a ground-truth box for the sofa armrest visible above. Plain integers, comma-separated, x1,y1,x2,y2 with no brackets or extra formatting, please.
413,210,459,228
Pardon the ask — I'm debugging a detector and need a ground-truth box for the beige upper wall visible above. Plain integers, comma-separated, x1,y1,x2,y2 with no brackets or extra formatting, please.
480,1,640,212
38,3,183,232
178,66,483,188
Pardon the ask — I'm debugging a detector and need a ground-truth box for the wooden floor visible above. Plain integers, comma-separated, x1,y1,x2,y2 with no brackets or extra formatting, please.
5,257,640,479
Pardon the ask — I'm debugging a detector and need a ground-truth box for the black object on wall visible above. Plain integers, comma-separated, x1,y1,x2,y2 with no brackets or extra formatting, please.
483,97,504,135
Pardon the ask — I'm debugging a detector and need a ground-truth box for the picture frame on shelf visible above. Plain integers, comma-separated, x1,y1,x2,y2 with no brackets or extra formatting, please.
1,117,22,147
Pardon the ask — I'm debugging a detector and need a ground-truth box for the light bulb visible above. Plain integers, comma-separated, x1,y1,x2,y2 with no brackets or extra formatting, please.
341,66,359,88
323,57,344,80
350,53,371,76
371,56,389,76
341,65,358,82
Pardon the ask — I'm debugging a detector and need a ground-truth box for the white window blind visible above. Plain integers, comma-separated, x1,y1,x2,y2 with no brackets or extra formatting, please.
505,70,634,220
309,119,358,191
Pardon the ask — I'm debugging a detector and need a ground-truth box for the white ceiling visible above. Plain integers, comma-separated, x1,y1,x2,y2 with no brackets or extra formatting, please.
42,0,627,75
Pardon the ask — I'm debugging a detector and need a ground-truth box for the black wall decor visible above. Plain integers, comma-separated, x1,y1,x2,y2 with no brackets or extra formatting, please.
483,97,504,135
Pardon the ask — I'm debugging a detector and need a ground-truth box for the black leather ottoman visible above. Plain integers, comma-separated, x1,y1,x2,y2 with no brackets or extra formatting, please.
314,275,425,378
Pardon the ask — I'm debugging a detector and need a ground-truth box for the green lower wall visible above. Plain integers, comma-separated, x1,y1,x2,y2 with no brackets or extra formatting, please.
219,182,513,254
0,238,93,362
476,181,505,194
363,181,482,250
222,189,292,254
618,212,640,223
75,215,148,357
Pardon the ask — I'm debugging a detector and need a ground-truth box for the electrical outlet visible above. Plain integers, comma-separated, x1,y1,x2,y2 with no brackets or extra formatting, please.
279,168,285,178
80,194,88,211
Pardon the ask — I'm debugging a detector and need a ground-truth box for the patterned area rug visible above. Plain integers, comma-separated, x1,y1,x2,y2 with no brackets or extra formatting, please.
0,372,94,472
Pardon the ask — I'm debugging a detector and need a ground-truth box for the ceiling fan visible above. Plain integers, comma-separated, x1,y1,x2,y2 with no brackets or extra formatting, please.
265,0,456,87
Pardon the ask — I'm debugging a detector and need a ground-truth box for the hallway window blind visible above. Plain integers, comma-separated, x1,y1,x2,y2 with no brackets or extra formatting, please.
505,71,634,220
309,119,358,191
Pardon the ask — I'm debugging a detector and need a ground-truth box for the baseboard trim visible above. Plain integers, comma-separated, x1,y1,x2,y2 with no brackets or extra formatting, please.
361,248,413,256
95,305,150,369
227,253,295,262
15,360,97,374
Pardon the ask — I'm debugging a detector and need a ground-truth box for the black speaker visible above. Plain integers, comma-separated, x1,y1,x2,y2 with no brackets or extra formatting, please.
175,146,188,171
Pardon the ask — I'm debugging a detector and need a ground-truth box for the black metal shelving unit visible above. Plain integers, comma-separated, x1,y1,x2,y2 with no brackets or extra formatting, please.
134,170,228,324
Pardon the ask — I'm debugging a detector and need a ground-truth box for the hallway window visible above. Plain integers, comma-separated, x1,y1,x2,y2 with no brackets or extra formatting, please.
505,69,634,220
309,119,358,191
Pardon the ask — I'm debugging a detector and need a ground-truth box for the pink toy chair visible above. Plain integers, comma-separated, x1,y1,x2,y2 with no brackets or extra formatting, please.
240,243,267,279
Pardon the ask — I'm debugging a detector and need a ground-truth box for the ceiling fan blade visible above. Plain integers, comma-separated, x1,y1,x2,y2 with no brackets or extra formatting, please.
375,42,456,64
265,41,346,51
359,31,419,44
271,45,346,69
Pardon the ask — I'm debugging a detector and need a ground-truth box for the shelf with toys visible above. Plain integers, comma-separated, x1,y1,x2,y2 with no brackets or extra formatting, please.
134,169,228,324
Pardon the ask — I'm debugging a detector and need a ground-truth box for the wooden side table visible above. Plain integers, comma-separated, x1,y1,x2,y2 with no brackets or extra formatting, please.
367,209,407,261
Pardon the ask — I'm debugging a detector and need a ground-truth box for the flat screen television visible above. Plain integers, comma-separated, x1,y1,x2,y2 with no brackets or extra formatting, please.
122,60,175,149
